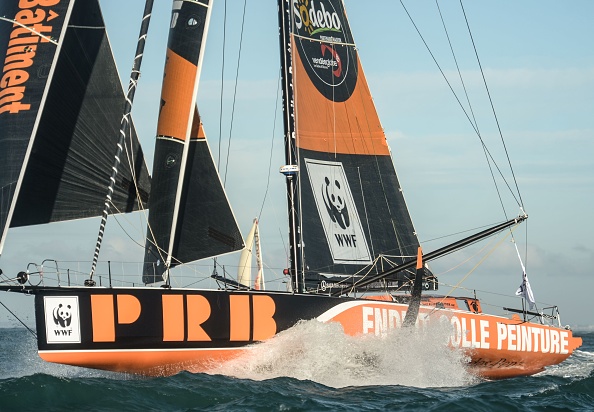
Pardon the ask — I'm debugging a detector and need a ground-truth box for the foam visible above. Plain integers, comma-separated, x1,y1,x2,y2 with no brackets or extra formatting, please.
209,319,477,388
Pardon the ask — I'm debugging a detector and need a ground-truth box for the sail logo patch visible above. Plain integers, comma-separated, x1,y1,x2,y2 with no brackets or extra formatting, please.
44,296,81,344
305,159,371,265
322,176,350,230
0,0,63,115
292,0,358,102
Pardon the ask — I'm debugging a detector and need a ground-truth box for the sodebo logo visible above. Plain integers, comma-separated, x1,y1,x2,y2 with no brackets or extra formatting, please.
293,0,342,34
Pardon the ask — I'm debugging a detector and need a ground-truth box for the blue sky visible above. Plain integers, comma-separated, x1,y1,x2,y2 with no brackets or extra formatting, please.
1,0,592,327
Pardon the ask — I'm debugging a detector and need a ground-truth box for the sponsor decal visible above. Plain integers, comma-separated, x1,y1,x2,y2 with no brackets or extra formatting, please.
304,158,371,264
44,296,81,343
360,305,570,355
89,293,276,343
292,0,357,102
0,0,62,115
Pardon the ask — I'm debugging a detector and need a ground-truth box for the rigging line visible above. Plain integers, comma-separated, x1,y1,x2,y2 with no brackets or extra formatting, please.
459,0,524,210
121,118,156,254
419,219,509,245
0,299,36,339
426,226,516,317
443,226,516,299
89,0,154,280
109,192,167,271
121,116,149,221
399,0,522,208
290,56,305,288
107,201,149,250
435,0,509,220
223,0,247,186
459,0,529,274
258,70,282,221
524,219,529,273
216,0,228,169
333,256,381,292
343,41,403,260
358,167,375,262
332,44,337,158
432,234,497,277
435,0,478,132
118,91,164,267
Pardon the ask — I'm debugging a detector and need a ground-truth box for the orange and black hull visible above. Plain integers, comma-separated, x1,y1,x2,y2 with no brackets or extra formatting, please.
34,287,582,379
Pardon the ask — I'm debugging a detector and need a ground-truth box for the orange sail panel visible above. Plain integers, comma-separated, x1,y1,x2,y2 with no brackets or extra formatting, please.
157,49,200,140
293,43,389,156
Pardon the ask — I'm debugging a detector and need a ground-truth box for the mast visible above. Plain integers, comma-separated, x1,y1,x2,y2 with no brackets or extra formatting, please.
278,0,303,293
88,0,154,283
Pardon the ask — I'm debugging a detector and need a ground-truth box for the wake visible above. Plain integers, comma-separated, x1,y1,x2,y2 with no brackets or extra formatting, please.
209,319,477,388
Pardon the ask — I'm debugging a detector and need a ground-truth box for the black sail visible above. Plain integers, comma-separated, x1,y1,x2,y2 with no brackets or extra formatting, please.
143,0,243,284
0,0,151,253
278,0,436,293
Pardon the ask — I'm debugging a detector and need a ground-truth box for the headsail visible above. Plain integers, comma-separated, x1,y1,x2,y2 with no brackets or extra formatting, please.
0,0,151,254
237,218,264,290
279,0,436,292
143,0,243,284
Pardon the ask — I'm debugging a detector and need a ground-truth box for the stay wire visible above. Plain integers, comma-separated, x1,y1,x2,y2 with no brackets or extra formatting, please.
435,0,508,222
258,70,282,221
459,0,529,279
459,0,525,210
0,299,37,339
217,0,228,169
223,0,247,186
399,0,522,208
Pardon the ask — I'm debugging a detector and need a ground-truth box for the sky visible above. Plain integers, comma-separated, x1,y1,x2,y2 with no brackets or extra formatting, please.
0,0,593,327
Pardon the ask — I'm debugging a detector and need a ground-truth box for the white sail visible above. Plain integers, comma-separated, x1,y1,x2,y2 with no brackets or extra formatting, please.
254,220,264,290
237,218,264,290
237,218,257,287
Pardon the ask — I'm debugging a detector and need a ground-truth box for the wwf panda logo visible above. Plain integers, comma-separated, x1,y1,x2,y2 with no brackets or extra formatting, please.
322,176,350,230
52,303,72,328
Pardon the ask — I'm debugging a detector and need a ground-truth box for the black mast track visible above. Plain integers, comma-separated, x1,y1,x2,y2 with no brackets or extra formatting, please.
278,0,303,293
331,214,527,297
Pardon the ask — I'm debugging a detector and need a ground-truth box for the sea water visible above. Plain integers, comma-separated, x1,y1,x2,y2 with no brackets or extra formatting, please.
0,323,592,411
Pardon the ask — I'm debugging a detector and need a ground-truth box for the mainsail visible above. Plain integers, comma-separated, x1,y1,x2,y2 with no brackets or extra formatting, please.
0,0,151,254
143,0,243,283
279,0,436,292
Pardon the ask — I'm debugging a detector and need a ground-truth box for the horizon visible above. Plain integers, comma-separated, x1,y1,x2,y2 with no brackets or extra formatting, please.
1,0,592,328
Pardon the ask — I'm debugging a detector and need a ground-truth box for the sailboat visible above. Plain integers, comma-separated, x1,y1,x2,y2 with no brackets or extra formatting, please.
0,0,582,379
237,218,264,291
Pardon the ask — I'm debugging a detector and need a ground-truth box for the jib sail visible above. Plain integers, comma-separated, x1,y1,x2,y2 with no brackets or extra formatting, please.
143,0,243,284
0,0,151,254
